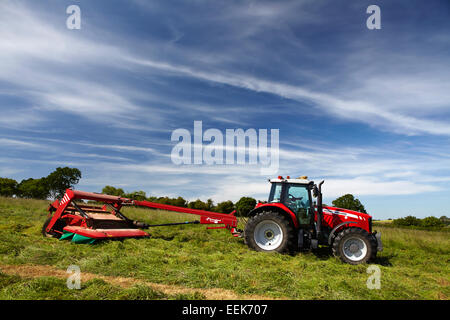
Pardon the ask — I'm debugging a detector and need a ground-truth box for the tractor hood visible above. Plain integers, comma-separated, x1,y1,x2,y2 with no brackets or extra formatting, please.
321,205,372,222
319,205,374,236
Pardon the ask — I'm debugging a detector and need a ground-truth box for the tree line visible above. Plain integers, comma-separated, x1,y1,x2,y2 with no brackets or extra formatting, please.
392,215,449,229
0,167,373,217
4,168,445,225
101,185,256,216
100,188,368,217
0,167,81,200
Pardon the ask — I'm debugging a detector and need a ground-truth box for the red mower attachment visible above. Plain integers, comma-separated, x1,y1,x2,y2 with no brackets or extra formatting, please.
43,189,239,244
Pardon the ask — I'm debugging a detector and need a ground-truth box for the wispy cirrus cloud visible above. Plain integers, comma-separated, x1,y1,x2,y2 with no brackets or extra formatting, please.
2,0,449,136
129,56,450,136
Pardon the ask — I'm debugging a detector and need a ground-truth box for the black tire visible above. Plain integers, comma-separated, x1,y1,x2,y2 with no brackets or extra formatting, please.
332,227,377,265
244,211,296,253
42,216,65,239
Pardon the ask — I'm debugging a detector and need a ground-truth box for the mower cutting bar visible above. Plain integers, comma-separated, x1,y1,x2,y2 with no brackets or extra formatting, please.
64,226,149,239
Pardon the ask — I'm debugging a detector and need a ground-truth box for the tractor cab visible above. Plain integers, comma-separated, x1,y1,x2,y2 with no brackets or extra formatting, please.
268,176,315,226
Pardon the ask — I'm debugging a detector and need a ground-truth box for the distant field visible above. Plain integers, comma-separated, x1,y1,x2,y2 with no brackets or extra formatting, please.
374,220,394,224
373,220,450,232
0,197,448,300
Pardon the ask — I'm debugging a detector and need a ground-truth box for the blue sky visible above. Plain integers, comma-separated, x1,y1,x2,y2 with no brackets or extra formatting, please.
1,0,449,219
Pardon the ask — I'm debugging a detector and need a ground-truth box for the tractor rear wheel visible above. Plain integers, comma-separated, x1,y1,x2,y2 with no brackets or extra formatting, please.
244,211,296,253
42,217,65,239
332,227,377,265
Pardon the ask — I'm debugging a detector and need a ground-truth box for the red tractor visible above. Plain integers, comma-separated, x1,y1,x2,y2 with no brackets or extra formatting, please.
243,176,382,264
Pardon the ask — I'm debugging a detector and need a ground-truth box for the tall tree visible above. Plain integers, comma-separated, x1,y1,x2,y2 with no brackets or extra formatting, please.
102,185,125,197
206,199,214,211
215,200,235,214
46,167,82,199
172,196,188,207
0,178,18,197
17,178,49,199
235,197,256,217
332,194,367,213
188,199,208,210
124,191,147,201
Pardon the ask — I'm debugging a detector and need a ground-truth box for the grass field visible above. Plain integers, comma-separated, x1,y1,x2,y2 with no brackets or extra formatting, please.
0,196,448,300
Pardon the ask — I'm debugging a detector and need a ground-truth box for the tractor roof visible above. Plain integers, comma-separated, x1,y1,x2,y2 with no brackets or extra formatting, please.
269,176,311,184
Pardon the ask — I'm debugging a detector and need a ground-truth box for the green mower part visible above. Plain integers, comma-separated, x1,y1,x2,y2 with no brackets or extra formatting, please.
59,232,74,241
59,231,96,244
71,233,96,244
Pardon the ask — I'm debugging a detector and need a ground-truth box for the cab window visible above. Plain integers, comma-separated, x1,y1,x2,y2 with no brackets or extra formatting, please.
285,184,311,224
268,183,282,203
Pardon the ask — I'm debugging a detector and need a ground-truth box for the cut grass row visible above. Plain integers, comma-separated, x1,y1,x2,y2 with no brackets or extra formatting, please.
0,197,448,300
0,272,204,300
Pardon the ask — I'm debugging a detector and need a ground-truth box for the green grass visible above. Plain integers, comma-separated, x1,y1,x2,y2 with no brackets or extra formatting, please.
0,196,449,300
0,272,204,300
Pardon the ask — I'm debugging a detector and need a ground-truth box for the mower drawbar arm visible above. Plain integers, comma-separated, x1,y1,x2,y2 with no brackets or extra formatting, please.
44,189,239,243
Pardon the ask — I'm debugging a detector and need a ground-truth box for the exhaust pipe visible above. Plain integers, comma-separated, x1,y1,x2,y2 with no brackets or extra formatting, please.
315,180,324,240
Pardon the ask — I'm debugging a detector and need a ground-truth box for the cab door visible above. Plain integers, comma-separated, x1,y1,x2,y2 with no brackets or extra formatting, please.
283,184,312,225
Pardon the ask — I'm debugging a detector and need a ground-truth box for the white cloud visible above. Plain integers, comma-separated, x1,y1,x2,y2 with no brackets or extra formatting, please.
2,1,449,137
0,107,47,129
0,138,41,149
0,167,23,177
129,56,450,136
322,177,439,198
0,1,155,130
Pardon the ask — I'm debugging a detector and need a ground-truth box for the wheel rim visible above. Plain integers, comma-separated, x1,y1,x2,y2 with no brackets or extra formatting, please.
342,237,367,261
253,220,283,250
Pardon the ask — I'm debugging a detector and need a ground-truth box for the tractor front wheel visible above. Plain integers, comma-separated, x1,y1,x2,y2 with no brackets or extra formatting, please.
244,211,295,253
332,227,377,264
